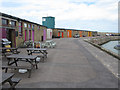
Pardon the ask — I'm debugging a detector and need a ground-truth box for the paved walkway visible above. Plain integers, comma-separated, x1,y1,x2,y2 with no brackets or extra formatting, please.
13,38,118,88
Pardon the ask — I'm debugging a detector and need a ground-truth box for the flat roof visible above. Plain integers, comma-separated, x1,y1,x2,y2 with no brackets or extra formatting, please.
52,28,97,32
42,16,55,18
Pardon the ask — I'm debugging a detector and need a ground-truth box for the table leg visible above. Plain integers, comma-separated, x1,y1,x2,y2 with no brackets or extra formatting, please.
44,51,48,58
34,58,38,69
5,68,8,73
8,79,15,89
26,59,38,69
2,50,6,57
14,58,18,66
27,50,32,55
8,58,18,66
27,50,29,55
44,53,47,58
8,79,13,86
28,69,31,78
8,58,11,65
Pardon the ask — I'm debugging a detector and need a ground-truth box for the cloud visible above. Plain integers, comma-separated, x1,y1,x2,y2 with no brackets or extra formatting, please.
0,0,118,21
0,0,118,32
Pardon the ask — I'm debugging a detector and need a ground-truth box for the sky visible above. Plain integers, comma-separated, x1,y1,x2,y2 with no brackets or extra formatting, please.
0,0,119,33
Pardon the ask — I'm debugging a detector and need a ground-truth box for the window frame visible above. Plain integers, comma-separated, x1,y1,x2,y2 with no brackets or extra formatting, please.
38,26,40,30
2,18,8,25
24,23,27,28
32,24,34,30
28,24,31,28
10,20,16,26
18,22,23,36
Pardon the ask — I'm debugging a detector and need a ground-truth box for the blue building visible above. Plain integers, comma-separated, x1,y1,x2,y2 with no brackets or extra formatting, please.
42,16,55,29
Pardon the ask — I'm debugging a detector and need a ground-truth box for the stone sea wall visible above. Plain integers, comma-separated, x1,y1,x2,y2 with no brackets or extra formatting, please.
84,36,120,60
84,36,120,45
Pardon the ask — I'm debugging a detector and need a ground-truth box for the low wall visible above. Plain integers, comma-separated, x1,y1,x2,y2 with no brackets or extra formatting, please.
84,36,120,60
85,36,120,45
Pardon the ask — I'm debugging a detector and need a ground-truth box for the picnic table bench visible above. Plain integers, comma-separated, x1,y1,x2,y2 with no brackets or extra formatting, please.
3,54,39,78
1,72,21,89
27,48,48,62
1,47,20,57
2,66,32,78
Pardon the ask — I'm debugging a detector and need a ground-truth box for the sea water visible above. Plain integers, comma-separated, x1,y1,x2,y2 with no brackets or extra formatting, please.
101,41,120,54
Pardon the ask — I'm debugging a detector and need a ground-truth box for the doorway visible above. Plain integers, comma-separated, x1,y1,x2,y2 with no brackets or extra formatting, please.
6,29,16,47
62,32,64,38
41,36,43,41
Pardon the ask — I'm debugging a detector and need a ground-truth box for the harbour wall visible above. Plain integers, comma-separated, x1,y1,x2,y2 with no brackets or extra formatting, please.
84,36,120,60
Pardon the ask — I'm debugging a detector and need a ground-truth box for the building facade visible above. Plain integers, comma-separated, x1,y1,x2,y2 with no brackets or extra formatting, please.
0,13,47,48
52,28,97,38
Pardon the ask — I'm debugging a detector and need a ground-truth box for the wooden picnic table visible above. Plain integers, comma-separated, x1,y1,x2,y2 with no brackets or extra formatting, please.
0,47,20,57
27,48,47,54
2,73,14,85
1,72,21,89
27,48,48,59
5,54,38,78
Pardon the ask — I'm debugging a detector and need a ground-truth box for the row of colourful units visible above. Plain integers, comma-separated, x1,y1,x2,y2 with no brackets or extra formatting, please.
52,28,97,38
0,12,97,48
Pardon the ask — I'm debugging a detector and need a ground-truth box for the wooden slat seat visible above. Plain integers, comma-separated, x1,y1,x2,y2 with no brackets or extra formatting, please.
2,78,21,89
2,66,32,78
11,78,21,88
11,78,21,83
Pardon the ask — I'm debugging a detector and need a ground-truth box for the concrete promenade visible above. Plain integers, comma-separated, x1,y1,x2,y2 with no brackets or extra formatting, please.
14,38,118,88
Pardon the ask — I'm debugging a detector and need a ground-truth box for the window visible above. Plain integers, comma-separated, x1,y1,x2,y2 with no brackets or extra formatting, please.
19,22,23,36
19,22,22,26
32,25,34,29
10,20,16,26
24,23,27,28
2,18,8,25
28,24,31,28
38,26,40,30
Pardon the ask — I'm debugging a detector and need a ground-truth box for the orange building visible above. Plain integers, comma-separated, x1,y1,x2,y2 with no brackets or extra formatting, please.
79,31,82,37
67,30,72,38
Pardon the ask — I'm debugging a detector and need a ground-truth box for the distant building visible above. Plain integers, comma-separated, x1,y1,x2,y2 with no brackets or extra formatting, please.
42,16,55,29
52,28,97,38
